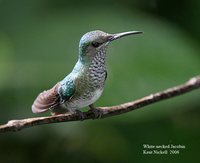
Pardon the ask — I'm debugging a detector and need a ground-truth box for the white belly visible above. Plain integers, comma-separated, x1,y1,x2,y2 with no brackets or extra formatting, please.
79,89,103,108
62,88,103,112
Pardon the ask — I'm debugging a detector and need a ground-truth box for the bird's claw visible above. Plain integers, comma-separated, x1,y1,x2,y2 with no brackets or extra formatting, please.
89,105,103,119
75,110,86,121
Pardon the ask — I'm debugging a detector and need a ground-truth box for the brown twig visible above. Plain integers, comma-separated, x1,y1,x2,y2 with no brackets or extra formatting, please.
0,76,200,133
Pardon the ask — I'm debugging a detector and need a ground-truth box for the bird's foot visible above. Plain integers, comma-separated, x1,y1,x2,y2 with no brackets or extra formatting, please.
89,104,103,119
75,110,86,121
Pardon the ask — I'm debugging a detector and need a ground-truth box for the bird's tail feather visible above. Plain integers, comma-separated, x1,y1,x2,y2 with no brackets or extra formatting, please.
32,82,60,114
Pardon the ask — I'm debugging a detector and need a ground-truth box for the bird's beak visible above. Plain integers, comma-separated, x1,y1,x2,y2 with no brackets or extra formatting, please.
108,31,143,42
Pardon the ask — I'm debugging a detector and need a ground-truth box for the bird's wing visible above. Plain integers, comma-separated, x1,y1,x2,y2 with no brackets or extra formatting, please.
105,70,108,81
32,82,60,113
58,80,76,102
50,80,76,115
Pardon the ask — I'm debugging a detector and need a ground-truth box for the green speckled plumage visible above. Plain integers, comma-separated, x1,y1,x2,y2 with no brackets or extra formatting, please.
32,30,142,115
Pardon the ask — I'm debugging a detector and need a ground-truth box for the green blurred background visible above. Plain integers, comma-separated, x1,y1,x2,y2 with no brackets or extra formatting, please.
0,0,200,162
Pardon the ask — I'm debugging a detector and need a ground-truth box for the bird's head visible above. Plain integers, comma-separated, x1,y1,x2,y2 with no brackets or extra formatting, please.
78,30,142,63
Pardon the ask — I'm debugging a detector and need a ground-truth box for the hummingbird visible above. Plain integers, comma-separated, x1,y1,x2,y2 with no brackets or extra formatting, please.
32,30,142,116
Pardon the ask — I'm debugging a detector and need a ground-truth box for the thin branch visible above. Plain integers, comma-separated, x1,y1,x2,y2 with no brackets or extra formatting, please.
0,76,200,133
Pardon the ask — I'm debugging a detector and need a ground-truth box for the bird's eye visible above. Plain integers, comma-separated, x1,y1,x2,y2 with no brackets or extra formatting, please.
91,41,100,48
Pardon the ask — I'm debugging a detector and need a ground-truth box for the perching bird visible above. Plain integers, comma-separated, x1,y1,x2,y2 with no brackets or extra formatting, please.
32,30,142,116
